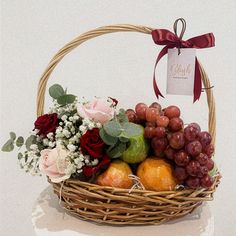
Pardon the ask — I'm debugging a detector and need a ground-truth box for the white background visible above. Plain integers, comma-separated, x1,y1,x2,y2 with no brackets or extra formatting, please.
1,0,236,235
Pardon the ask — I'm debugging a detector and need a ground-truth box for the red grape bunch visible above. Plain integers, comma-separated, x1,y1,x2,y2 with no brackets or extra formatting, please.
125,103,215,189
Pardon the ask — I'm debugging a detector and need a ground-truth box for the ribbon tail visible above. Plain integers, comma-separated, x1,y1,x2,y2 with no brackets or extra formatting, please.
193,58,202,102
153,46,169,99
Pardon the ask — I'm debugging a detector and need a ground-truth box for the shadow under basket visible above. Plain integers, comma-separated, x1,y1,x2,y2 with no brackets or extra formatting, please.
37,24,220,225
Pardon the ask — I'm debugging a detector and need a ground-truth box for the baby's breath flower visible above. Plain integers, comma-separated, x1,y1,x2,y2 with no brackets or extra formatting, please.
91,159,99,166
61,115,68,121
48,141,56,148
96,122,102,128
67,144,76,152
73,115,79,120
43,138,49,146
30,144,38,151
88,123,95,130
79,125,87,134
62,129,71,138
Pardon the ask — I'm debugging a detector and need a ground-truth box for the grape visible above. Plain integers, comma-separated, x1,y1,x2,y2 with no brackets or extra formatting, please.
146,121,156,127
206,158,214,171
149,102,162,112
125,109,137,123
154,149,165,157
144,127,155,139
184,123,201,142
195,153,208,166
174,150,190,166
146,108,160,122
151,137,168,152
174,167,188,181
186,177,200,188
135,117,146,125
197,166,208,178
169,131,185,149
164,105,180,119
153,127,166,138
156,116,169,127
186,160,200,176
185,140,202,156
164,146,175,160
168,117,183,132
200,175,214,188
191,123,201,131
198,131,212,148
204,144,215,158
135,103,148,120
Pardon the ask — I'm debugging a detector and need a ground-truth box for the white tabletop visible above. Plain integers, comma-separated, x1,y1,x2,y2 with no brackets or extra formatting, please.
32,186,214,236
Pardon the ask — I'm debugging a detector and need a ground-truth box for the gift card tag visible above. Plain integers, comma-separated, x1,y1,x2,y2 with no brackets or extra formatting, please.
167,48,196,96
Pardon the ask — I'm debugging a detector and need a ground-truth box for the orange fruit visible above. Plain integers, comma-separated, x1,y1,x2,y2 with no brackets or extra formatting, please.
137,157,177,191
97,160,133,189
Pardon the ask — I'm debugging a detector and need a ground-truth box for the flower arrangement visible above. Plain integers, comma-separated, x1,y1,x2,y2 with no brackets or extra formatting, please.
2,83,217,190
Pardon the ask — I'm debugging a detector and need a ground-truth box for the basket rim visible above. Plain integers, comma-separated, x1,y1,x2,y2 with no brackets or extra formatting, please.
49,172,221,195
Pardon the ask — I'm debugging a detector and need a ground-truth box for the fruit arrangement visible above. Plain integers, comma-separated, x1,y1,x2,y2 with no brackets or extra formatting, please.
2,84,217,192
124,103,216,189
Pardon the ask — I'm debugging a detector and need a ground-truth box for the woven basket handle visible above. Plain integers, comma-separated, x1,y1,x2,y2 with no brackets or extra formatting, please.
36,24,216,144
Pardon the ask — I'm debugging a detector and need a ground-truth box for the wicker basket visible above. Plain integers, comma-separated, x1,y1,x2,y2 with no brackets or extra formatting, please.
36,24,220,225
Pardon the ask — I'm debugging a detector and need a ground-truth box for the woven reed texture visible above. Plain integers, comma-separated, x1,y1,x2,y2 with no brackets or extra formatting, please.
37,24,219,224
49,175,220,225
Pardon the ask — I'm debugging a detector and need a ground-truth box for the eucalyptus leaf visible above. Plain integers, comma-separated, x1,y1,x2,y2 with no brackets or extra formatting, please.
99,128,118,145
49,84,65,99
10,132,16,141
119,136,129,143
107,142,118,152
120,123,143,138
103,120,122,137
1,139,14,152
116,109,128,123
57,94,76,105
36,142,45,151
18,152,23,159
107,142,127,158
16,136,24,147
209,164,218,177
25,135,37,151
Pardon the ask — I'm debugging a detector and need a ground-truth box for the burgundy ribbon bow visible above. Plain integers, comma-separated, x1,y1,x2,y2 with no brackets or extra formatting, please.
151,19,215,102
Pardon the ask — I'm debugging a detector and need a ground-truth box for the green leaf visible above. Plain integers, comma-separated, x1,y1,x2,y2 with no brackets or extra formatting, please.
25,135,37,151
119,136,129,143
99,128,118,145
1,139,14,152
49,84,65,99
57,94,76,105
107,142,127,158
103,120,122,137
18,152,23,159
16,136,24,147
10,132,16,141
209,164,218,177
36,142,45,151
116,109,128,123
120,123,143,139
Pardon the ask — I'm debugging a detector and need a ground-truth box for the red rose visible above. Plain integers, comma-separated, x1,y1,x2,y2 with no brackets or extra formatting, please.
83,154,110,177
80,128,105,158
34,113,58,137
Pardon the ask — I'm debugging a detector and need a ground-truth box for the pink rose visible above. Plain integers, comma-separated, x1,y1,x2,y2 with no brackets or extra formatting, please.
78,98,115,124
39,146,70,183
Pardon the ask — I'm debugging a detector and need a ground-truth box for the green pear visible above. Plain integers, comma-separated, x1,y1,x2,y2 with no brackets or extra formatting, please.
121,126,149,163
